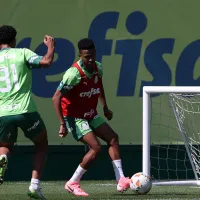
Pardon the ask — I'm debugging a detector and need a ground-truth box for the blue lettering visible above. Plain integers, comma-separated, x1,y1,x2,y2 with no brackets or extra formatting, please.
126,11,147,35
140,39,174,96
16,11,200,99
116,40,142,96
88,11,119,62
16,38,32,48
116,11,147,96
32,38,75,98
176,40,200,86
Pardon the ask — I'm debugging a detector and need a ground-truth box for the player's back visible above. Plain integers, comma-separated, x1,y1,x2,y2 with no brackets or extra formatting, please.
0,48,37,117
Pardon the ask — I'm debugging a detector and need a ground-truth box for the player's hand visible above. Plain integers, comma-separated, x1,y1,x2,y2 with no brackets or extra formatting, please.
103,106,113,121
44,35,56,48
59,124,68,138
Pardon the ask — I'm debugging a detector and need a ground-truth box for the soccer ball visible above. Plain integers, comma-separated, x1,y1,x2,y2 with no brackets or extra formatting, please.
130,172,152,194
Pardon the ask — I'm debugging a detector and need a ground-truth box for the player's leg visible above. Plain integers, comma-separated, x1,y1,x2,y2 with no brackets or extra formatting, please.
18,112,48,199
90,116,130,192
70,131,101,177
28,130,47,199
0,115,17,184
64,117,101,196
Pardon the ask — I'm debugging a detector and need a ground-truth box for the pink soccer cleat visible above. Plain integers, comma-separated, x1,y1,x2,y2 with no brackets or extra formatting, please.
117,177,130,192
65,180,89,196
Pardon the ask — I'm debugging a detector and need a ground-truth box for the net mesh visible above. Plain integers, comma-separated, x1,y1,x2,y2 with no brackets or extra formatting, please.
150,93,200,181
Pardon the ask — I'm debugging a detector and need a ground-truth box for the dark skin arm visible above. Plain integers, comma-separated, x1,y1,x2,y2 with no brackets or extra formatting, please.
99,79,113,120
39,35,56,68
52,90,68,138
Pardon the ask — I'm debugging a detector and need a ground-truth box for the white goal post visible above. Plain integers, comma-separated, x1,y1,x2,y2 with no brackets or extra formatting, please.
143,86,200,186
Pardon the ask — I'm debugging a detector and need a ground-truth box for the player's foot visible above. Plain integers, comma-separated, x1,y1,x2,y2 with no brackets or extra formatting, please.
0,155,8,185
65,180,89,196
27,186,46,199
117,177,130,192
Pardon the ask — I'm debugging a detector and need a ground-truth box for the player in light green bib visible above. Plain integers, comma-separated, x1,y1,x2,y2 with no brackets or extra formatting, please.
0,25,55,199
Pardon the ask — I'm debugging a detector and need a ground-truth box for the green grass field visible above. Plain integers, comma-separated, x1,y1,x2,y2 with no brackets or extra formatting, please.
0,181,200,200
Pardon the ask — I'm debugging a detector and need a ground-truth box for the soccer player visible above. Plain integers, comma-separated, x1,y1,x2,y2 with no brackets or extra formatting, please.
52,38,130,196
0,25,55,199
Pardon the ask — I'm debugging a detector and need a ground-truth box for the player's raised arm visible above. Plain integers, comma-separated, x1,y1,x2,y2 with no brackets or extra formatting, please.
25,35,55,69
39,35,56,68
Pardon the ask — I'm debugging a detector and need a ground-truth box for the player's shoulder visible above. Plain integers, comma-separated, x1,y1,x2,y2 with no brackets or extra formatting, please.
95,61,102,68
63,66,80,79
65,60,84,76
0,48,22,54
95,61,102,70
11,48,28,52
0,48,27,61
95,61,103,76
66,65,79,73
9,48,32,56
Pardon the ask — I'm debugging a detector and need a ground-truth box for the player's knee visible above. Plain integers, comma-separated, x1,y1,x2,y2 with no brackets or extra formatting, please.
92,144,102,156
110,133,119,146
0,142,14,153
36,139,48,153
96,144,102,154
33,130,48,152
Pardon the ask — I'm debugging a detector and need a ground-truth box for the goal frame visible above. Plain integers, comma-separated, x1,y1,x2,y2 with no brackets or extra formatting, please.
143,86,200,186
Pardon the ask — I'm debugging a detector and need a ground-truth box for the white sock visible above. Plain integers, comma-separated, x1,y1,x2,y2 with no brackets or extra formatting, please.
70,165,87,182
30,178,40,190
112,159,125,181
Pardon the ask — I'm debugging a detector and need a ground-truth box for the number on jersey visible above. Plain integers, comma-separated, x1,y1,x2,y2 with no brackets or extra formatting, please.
0,64,19,93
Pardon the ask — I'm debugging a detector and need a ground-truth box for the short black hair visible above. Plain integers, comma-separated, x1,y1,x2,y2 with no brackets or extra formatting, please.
0,25,17,45
78,38,95,51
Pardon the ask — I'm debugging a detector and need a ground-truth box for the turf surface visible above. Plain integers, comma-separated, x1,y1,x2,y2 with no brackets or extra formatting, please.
0,181,200,199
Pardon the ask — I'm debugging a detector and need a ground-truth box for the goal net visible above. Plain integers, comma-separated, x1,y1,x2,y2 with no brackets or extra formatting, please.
143,86,200,185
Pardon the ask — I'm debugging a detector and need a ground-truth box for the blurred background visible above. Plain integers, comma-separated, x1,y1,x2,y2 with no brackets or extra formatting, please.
1,0,200,181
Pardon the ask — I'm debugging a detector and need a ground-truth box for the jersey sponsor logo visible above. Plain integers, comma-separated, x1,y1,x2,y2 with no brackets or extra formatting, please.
80,88,100,98
0,103,21,111
81,122,90,131
18,10,200,98
29,55,39,64
93,114,99,119
84,109,95,118
27,120,40,132
67,127,73,132
63,85,73,90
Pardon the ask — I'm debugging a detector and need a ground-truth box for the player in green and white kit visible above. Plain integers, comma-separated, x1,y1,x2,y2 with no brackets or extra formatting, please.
53,39,130,196
0,25,55,199
57,60,105,140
